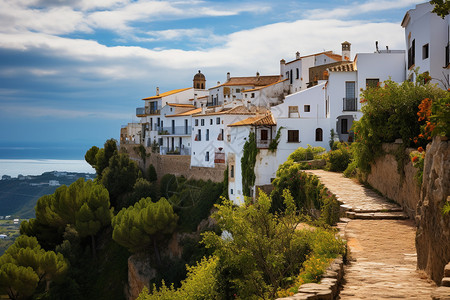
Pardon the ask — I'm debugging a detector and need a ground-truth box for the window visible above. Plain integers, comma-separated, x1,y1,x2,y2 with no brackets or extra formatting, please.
315,128,323,141
205,151,209,161
408,39,415,69
206,129,209,141
341,119,348,134
290,69,293,84
286,71,289,79
296,68,299,79
260,129,268,140
251,93,255,98
422,43,429,60
210,119,213,125
230,165,234,178
230,189,233,195
289,106,299,118
304,105,310,112
216,117,220,124
446,42,450,66
184,119,188,134
201,119,205,126
236,88,241,93
197,129,201,141
366,78,379,88
171,120,175,134
195,119,198,126
287,130,299,142
345,81,355,99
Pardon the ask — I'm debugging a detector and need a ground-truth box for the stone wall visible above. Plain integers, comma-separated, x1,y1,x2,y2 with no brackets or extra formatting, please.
415,136,450,284
120,144,226,183
367,143,420,218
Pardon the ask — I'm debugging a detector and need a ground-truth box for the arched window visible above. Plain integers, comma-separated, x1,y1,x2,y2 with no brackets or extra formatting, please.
315,128,323,141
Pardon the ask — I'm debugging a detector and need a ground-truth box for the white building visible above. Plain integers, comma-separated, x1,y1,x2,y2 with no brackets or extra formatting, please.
207,73,281,107
190,106,260,168
280,45,350,93
120,123,141,144
401,2,449,88
226,113,277,204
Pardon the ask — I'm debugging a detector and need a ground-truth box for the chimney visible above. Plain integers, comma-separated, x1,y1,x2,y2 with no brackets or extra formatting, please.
341,41,351,61
296,51,300,59
217,81,220,85
256,71,260,79
226,72,231,81
156,87,160,96
280,59,286,78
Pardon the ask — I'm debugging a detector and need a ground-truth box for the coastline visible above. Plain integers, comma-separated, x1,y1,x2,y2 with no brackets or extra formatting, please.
0,159,95,177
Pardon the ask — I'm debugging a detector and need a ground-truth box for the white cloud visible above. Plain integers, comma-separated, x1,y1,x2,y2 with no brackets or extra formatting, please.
303,0,424,19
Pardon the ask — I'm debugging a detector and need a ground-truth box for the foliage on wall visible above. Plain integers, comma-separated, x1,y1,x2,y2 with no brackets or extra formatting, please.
241,131,259,197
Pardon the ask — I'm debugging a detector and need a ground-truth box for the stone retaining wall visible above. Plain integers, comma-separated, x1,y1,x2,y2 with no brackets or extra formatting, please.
120,144,226,183
366,143,420,218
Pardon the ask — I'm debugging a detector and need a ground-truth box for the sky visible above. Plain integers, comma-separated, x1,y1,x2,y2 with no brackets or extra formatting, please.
0,0,425,159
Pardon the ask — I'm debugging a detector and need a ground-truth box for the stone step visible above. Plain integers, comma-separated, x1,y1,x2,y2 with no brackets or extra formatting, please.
442,277,450,287
346,211,409,220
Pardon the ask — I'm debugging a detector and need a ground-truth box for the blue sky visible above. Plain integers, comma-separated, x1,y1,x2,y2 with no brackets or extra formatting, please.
0,0,425,158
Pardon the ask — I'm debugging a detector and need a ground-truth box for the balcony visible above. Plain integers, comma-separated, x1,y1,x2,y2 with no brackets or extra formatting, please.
136,107,146,117
343,98,357,111
214,152,225,164
158,126,191,135
257,139,272,149
160,147,191,155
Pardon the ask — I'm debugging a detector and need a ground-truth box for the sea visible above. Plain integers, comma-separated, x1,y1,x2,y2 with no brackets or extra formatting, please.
0,143,95,177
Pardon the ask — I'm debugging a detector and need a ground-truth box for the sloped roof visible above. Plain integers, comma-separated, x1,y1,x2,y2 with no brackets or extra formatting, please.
166,108,202,117
285,51,342,65
242,79,288,93
228,113,276,127
194,105,256,116
166,103,195,108
216,75,281,88
328,63,355,72
189,95,208,101
142,87,191,100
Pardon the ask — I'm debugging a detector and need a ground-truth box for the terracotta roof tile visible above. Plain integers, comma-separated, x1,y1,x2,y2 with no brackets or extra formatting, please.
328,63,355,72
166,103,195,108
217,75,281,88
285,51,342,65
193,105,256,116
166,108,202,117
228,113,276,127
142,87,191,100
242,79,288,92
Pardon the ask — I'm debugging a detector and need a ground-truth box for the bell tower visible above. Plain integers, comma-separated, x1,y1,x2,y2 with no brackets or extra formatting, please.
193,70,206,90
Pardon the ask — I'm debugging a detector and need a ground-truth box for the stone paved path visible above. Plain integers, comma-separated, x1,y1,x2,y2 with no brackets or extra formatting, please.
307,170,436,299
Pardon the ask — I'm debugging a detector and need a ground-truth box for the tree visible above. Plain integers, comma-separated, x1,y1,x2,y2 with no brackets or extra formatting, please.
0,235,68,299
21,179,112,254
241,131,258,197
112,197,178,263
202,191,311,300
85,139,118,178
124,178,160,207
431,0,450,18
101,152,141,208
147,164,158,182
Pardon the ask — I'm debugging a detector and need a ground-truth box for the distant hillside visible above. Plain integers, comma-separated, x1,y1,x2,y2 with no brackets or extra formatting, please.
0,171,95,219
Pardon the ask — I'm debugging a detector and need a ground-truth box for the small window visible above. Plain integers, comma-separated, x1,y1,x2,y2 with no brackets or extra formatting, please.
216,117,220,124
230,165,234,178
315,128,323,141
201,119,205,126
296,68,299,79
210,119,213,125
230,189,233,195
236,88,241,93
287,130,299,142
206,129,209,141
197,129,201,141
366,78,379,88
195,119,198,126
251,93,255,98
422,43,429,60
260,129,268,141
304,105,310,112
205,151,209,161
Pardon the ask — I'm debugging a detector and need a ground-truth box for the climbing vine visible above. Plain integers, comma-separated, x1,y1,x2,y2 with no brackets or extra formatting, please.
268,127,283,152
241,131,259,197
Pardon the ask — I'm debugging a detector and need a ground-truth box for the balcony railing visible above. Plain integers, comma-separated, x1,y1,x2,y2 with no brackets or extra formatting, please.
214,152,225,163
136,107,160,116
158,126,191,135
160,147,191,155
343,98,357,111
257,139,272,149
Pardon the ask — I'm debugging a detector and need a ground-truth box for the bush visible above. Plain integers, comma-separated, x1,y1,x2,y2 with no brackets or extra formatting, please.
343,160,358,178
325,143,352,172
288,145,326,162
147,164,158,182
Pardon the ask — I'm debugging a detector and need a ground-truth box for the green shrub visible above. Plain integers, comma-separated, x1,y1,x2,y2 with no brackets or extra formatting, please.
325,143,352,172
288,145,326,161
147,164,158,182
343,160,358,178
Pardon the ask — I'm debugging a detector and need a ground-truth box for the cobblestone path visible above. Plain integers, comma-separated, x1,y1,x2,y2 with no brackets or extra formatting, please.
307,170,436,299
